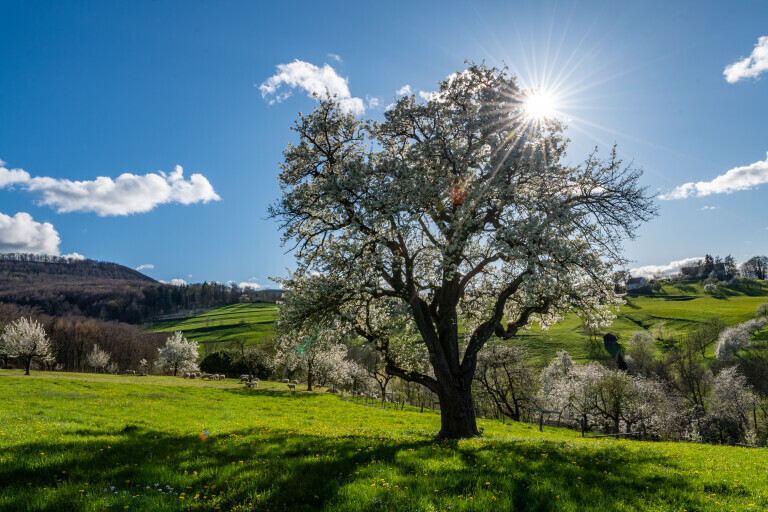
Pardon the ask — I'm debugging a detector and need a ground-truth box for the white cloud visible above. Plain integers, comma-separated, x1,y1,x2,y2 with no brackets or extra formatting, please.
0,165,31,188
0,159,220,216
396,85,412,96
170,278,187,286
366,95,380,109
629,257,703,279
27,165,220,216
418,90,440,101
62,252,85,260
699,205,718,210
136,263,155,271
0,211,61,255
258,60,365,115
328,53,342,63
660,154,768,199
239,281,261,290
724,36,768,83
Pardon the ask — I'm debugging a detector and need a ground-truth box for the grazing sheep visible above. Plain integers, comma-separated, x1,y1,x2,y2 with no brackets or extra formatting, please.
125,370,136,375
252,377,259,382
287,383,296,390
189,373,196,379
183,372,190,379
239,375,249,382
245,381,258,388
281,379,290,383
291,379,299,384
326,387,339,394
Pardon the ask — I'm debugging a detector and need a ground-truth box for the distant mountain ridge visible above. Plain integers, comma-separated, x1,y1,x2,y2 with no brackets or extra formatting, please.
0,253,156,282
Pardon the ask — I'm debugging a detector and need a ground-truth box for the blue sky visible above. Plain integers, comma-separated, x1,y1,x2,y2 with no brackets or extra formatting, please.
0,0,766,286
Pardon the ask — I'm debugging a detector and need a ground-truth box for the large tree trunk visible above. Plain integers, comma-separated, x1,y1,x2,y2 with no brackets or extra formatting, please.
307,361,313,391
435,380,479,439
25,357,32,375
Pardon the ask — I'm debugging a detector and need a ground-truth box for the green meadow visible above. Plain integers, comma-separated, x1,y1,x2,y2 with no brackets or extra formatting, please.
513,280,768,362
151,304,278,345
1,370,767,511
150,281,768,364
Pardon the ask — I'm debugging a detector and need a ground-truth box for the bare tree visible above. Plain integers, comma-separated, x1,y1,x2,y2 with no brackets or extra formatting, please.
474,343,538,421
741,256,768,280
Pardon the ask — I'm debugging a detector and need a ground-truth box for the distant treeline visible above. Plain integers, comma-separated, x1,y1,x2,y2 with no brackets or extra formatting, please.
0,302,165,371
0,253,156,282
0,253,283,323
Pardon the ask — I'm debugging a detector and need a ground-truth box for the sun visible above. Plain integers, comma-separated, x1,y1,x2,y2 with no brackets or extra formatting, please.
522,90,558,121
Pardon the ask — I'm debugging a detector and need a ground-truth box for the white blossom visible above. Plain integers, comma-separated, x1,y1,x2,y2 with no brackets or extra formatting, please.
1,317,54,375
270,64,655,438
714,318,766,359
87,344,111,372
155,332,199,376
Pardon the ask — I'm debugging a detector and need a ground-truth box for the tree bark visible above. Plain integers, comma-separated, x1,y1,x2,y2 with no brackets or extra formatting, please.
25,356,31,375
435,379,479,439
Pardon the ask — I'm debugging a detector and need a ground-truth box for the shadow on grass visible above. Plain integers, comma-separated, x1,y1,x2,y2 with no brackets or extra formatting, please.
0,422,730,512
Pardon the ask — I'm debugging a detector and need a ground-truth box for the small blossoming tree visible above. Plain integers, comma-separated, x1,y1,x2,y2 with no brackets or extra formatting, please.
87,344,111,373
1,317,54,375
155,331,199,376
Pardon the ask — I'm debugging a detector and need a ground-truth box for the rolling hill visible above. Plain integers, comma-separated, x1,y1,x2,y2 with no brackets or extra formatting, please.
150,303,279,344
513,279,768,362
152,279,768,364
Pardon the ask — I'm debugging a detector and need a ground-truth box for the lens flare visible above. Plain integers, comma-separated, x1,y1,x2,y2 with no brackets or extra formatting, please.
523,90,557,121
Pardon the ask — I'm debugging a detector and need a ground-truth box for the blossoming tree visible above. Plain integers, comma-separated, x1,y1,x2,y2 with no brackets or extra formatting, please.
1,317,54,375
155,331,199,376
271,64,655,438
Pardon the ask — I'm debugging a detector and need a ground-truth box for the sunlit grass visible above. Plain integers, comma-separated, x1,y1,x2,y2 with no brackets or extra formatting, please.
515,280,768,362
151,303,278,344
2,370,767,511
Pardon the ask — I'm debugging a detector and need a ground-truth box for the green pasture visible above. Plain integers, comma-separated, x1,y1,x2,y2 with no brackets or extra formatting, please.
2,370,767,511
515,280,768,362
148,281,768,364
151,303,278,345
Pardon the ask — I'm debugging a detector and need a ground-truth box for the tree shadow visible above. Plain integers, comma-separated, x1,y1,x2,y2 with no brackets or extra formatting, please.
0,421,735,512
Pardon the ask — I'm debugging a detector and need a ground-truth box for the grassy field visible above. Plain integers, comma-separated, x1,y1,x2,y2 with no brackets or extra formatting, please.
151,303,278,345
2,370,768,511
514,280,768,362
149,281,768,363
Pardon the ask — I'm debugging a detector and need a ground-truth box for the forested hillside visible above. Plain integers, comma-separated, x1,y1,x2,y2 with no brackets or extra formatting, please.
0,253,281,323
